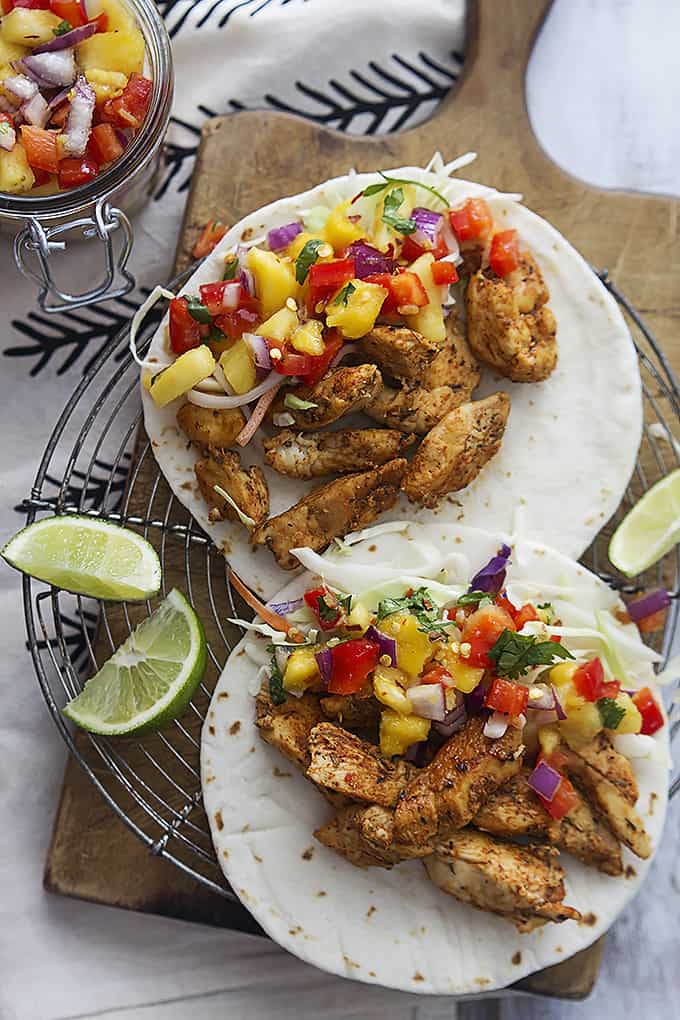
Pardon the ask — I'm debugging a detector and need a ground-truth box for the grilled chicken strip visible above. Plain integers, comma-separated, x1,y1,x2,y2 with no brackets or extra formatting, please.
402,392,510,507
176,404,245,451
269,364,382,430
195,449,268,528
255,690,324,769
474,769,562,842
315,804,433,868
466,253,557,383
320,692,382,730
263,428,413,479
252,457,406,570
393,716,523,845
307,722,413,807
563,731,639,804
559,781,624,876
425,830,581,931
359,324,440,383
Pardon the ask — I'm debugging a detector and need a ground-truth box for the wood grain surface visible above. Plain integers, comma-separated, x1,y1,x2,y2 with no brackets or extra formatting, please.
43,0,679,1002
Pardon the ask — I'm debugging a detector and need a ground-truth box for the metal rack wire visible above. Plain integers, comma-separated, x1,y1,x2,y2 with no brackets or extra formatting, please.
20,266,680,901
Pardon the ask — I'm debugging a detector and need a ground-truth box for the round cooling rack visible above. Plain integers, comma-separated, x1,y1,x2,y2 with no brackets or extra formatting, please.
20,265,680,902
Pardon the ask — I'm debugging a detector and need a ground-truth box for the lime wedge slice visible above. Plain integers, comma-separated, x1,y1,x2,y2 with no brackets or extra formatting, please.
63,589,206,736
2,515,161,601
609,468,680,577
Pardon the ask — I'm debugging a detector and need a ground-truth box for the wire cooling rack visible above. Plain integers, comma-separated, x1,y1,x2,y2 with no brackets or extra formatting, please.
20,266,680,902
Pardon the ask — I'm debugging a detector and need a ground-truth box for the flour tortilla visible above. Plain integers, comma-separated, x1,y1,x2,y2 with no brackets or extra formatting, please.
143,162,642,599
201,522,669,995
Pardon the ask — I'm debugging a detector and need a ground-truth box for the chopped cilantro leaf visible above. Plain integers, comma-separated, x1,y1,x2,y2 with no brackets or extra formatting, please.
284,393,318,411
333,281,356,307
361,172,449,207
455,590,493,608
487,629,574,679
185,296,212,324
53,19,72,36
295,238,324,284
222,257,239,281
597,697,626,730
382,188,416,235
268,657,286,705
376,586,455,633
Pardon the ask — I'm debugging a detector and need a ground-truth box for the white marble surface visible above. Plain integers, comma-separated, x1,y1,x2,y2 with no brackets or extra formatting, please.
1,2,679,1019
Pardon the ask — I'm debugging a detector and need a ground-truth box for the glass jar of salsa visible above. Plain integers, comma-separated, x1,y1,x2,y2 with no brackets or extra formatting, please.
0,0,172,311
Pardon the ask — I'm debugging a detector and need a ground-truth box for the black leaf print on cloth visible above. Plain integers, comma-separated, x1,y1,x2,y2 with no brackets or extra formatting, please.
4,290,161,377
159,0,303,39
42,454,132,514
28,601,99,679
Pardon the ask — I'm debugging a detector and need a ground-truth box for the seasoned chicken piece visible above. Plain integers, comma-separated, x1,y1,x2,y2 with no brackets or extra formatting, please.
269,364,382,430
360,324,439,383
255,690,324,769
563,731,638,804
320,692,381,730
263,428,413,479
307,722,413,807
393,716,523,844
195,448,268,529
402,392,510,507
315,804,433,868
466,253,557,383
425,830,581,931
474,769,562,842
558,781,623,876
252,458,406,570
176,403,245,451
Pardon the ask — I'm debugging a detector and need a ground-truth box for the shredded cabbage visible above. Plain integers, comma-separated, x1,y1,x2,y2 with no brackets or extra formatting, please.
129,285,175,372
213,484,256,528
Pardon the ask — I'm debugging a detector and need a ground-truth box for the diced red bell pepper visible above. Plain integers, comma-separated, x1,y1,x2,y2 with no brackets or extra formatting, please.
168,296,202,355
308,257,355,309
364,272,398,314
199,280,242,317
20,126,59,174
213,294,260,340
193,219,228,259
400,232,448,263
539,775,579,820
270,346,314,377
485,676,529,716
513,603,539,629
448,198,493,241
572,657,620,702
461,603,516,668
300,330,343,387
421,664,453,686
632,687,664,735
303,586,346,630
88,10,108,31
101,73,152,130
88,122,124,165
389,270,429,309
327,637,380,695
494,591,518,619
489,229,520,277
430,260,459,286
8,0,51,9
32,167,52,186
58,157,98,190
50,0,84,23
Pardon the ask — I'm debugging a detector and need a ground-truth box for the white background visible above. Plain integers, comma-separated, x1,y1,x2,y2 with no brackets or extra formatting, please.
1,1,679,1018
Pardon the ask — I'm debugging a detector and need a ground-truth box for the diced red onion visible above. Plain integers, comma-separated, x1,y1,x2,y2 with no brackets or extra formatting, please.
330,342,359,369
240,268,255,297
242,332,272,371
33,23,96,54
215,280,240,310
267,221,302,252
527,683,555,711
187,370,281,409
465,678,490,715
469,544,512,594
273,412,295,427
3,75,38,102
48,86,72,110
527,760,562,801
364,625,397,666
23,50,76,86
315,647,333,687
411,206,442,248
62,76,95,156
347,241,393,278
433,702,467,737
407,683,446,722
553,684,566,720
627,588,671,623
21,92,49,129
483,711,509,738
269,597,303,616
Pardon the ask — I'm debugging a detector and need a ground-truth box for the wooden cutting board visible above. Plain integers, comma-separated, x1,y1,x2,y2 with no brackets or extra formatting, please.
43,0,679,1001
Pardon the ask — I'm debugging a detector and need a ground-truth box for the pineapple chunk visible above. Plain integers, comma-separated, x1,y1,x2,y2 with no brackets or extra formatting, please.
291,319,324,356
323,200,363,250
288,230,325,260
77,31,145,76
85,68,128,102
0,37,27,65
447,660,485,694
0,143,35,194
149,346,215,408
558,701,602,745
219,339,256,395
347,602,371,631
378,611,432,678
611,692,642,734
246,246,298,319
1,8,62,47
380,709,430,757
404,253,446,343
99,0,138,34
258,305,298,343
283,647,320,694
373,666,412,715
550,661,579,688
325,279,387,339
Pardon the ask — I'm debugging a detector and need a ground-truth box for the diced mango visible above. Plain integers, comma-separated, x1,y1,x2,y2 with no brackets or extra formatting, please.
347,602,371,631
258,305,298,343
149,346,215,408
611,692,642,734
404,252,446,343
77,31,145,76
558,701,602,745
325,279,387,339
219,339,256,395
291,319,324,356
323,200,363,250
1,8,62,47
85,68,128,102
99,0,138,34
380,709,430,757
373,666,412,715
378,611,432,678
0,143,35,195
447,660,485,694
549,661,579,689
0,37,27,65
283,647,320,694
246,246,298,319
288,231,325,260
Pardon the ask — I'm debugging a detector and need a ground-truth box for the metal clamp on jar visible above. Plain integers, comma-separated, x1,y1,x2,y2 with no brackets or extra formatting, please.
0,0,173,312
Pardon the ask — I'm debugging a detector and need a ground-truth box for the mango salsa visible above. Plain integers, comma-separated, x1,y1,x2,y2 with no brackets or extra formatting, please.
77,31,145,76
258,305,298,343
373,666,412,715
378,611,432,678
380,709,430,757
325,279,387,339
245,247,298,319
611,691,642,734
219,339,256,395
283,647,320,694
0,144,34,195
149,346,215,408
323,200,364,250
291,319,325,355
558,701,602,745
404,253,446,343
1,8,62,47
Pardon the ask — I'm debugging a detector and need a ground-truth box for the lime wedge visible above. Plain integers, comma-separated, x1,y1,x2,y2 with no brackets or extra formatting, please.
609,468,680,577
2,516,161,601
63,589,206,736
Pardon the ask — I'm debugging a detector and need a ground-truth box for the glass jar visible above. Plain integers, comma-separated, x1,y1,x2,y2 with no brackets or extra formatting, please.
0,0,173,312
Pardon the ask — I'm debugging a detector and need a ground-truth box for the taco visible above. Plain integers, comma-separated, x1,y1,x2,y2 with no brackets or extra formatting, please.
140,155,641,599
201,522,669,995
